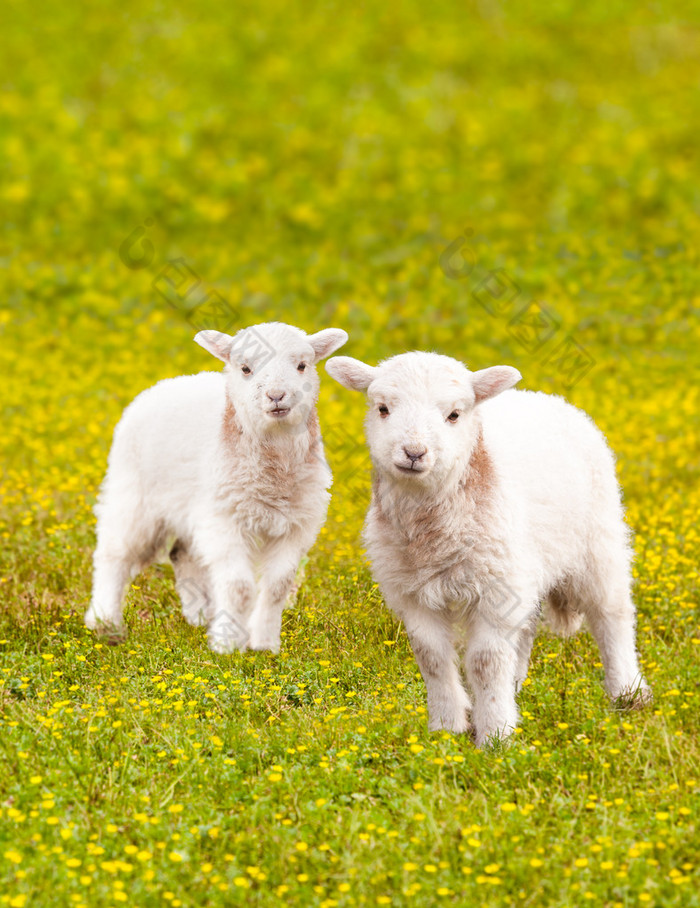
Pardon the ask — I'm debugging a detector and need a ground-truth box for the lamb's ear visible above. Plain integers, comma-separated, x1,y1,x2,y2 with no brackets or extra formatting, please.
194,330,233,363
307,328,349,363
325,356,378,392
472,366,522,403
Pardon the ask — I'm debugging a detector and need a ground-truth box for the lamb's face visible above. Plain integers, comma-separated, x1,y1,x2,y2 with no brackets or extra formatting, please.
364,354,478,488
227,324,322,433
195,323,348,436
326,351,521,492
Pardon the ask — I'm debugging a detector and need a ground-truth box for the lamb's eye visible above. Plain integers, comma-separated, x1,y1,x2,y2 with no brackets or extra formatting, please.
447,411,460,423
378,404,389,418
297,363,307,372
241,365,252,375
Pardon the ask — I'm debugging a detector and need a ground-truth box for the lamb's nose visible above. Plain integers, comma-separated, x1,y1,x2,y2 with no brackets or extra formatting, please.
267,390,286,403
404,446,427,463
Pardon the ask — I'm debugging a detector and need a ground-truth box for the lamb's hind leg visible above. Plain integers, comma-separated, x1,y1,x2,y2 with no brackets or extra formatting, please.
572,557,651,707
86,513,160,640
85,551,132,640
170,542,212,627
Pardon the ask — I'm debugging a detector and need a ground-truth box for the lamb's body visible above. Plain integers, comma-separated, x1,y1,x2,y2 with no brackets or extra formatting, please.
327,352,650,745
101,373,328,548
367,390,625,616
86,322,347,653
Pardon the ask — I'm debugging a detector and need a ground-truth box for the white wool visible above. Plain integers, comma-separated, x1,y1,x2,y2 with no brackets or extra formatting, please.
326,351,650,746
86,322,347,653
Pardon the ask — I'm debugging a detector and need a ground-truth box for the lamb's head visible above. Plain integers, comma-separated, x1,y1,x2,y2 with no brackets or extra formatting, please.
196,322,348,434
326,352,521,491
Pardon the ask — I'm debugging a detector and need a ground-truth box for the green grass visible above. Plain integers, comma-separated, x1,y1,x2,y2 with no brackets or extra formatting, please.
1,1,699,905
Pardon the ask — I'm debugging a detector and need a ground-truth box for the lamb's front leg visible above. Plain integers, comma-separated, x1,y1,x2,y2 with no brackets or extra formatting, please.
249,537,306,652
392,596,471,734
465,615,521,747
205,543,256,654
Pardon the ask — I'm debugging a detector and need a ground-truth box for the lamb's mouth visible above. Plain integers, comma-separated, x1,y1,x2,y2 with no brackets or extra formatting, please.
268,407,291,418
394,463,427,475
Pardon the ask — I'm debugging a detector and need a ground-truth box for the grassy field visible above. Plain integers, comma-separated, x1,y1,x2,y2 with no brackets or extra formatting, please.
1,1,699,905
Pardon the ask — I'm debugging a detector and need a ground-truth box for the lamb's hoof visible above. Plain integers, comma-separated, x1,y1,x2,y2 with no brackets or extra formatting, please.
613,683,653,711
428,714,471,736
207,617,249,654
85,610,126,644
248,637,281,654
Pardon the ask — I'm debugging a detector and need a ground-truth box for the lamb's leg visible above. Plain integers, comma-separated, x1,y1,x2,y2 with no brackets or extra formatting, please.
86,511,152,639
577,571,650,707
205,545,256,654
465,616,521,747
393,598,471,734
170,543,212,627
249,541,306,653
85,552,132,640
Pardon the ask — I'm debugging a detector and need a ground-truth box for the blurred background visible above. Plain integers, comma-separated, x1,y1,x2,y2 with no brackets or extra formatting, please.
1,0,699,586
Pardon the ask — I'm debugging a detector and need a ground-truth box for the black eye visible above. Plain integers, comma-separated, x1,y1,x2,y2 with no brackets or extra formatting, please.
447,411,459,423
241,365,251,375
297,363,307,372
378,404,389,418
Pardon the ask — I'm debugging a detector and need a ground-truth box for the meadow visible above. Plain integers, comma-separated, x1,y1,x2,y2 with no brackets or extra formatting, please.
1,1,699,905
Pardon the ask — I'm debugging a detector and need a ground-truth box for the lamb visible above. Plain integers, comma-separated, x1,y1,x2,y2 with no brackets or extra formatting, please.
326,351,650,746
85,321,348,654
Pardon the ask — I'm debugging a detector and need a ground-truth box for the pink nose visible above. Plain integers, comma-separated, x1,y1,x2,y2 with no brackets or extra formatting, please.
403,446,427,463
267,390,286,404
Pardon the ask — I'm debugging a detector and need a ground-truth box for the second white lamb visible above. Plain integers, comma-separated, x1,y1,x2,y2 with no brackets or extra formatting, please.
326,351,650,746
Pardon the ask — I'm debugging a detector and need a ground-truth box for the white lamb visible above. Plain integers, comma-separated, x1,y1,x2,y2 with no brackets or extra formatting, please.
85,322,348,654
326,351,650,746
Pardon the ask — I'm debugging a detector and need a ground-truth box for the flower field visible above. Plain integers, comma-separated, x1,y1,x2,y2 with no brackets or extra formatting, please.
1,1,699,905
